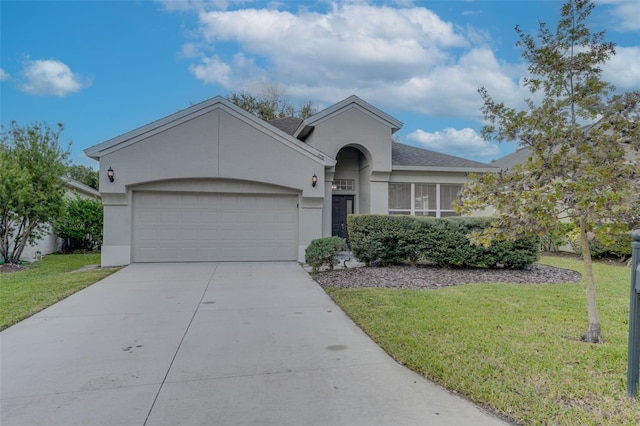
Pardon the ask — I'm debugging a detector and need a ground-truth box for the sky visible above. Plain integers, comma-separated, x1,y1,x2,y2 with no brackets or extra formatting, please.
1,0,639,168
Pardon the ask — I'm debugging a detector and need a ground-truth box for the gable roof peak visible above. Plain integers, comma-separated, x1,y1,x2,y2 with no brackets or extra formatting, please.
83,95,333,166
300,95,403,135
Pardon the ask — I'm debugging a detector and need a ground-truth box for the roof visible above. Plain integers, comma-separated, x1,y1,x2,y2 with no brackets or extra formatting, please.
490,148,532,170
491,141,638,170
63,177,101,199
392,142,497,172
268,117,304,136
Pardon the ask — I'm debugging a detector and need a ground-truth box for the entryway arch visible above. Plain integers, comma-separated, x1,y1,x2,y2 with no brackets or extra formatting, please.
331,145,373,241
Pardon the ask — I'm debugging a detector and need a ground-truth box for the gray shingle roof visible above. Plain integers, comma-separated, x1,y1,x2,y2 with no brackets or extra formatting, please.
269,117,303,136
491,142,638,170
490,148,532,170
392,142,493,168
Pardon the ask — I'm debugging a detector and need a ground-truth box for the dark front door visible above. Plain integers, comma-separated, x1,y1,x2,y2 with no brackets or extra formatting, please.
332,195,354,242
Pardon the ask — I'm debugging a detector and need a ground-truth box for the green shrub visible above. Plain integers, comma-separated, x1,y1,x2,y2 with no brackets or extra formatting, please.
539,222,572,252
569,226,633,261
54,195,103,251
427,217,539,269
305,236,347,274
347,215,430,266
426,217,486,267
347,215,539,269
606,232,632,260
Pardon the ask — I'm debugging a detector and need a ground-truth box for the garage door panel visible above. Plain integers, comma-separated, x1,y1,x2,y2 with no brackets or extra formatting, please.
200,211,219,223
181,229,200,241
136,192,158,207
200,196,219,207
157,194,178,207
179,195,198,207
158,211,178,224
180,210,199,224
277,211,296,223
133,192,298,262
200,229,218,240
159,247,178,258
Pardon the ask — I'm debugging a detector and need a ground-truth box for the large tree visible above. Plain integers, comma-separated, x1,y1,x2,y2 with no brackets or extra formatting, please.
0,122,70,263
457,0,640,343
228,86,317,120
66,164,98,190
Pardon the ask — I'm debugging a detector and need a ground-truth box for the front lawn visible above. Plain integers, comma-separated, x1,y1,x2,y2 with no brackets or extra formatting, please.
0,253,119,330
325,256,640,425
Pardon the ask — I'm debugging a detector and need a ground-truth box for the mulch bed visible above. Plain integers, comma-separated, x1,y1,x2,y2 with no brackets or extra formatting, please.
313,263,583,289
0,264,25,273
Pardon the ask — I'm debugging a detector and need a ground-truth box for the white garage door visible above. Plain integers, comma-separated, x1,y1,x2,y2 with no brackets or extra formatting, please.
132,192,298,262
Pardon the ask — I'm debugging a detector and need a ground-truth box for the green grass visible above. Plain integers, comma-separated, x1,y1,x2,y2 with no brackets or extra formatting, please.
325,256,640,425
0,253,119,330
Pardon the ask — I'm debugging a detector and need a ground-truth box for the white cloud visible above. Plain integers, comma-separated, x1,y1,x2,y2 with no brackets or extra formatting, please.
598,0,640,31
188,52,263,88
158,0,223,12
381,48,524,119
0,68,10,81
407,127,499,158
157,0,255,13
20,59,91,97
178,2,528,121
188,55,233,86
603,46,640,90
180,43,202,59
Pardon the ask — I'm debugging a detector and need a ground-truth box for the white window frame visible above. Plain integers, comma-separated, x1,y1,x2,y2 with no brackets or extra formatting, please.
332,179,355,191
388,183,461,218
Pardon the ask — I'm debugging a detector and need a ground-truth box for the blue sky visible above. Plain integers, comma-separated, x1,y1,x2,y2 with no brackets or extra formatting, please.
1,0,639,167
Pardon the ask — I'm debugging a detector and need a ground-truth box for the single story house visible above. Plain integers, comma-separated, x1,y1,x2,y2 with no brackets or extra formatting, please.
85,95,496,266
18,178,101,260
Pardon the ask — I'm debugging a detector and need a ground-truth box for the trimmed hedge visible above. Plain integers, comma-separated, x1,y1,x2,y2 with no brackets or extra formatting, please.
347,215,539,269
305,236,347,274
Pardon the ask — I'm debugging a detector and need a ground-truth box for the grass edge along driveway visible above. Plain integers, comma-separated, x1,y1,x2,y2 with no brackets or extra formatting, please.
325,256,640,426
0,253,120,331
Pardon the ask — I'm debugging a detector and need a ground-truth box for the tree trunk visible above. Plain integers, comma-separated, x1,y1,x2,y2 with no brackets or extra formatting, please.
1,213,12,263
11,220,37,264
579,220,603,343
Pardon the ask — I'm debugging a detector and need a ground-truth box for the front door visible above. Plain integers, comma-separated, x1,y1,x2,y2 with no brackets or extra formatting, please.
332,195,354,242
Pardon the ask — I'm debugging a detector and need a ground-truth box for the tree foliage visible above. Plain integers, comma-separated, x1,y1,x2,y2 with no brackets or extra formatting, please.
456,0,640,343
228,87,317,121
66,164,98,189
54,195,103,251
0,121,70,263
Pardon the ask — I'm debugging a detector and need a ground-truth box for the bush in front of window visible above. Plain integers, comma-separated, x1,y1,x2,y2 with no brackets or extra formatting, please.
429,217,539,269
347,215,539,269
305,236,347,274
347,215,431,266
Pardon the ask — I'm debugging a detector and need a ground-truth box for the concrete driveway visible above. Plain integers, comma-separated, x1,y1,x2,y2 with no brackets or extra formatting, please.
1,262,510,426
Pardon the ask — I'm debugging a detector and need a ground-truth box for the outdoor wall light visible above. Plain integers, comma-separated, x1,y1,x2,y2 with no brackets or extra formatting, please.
107,167,115,183
312,173,318,187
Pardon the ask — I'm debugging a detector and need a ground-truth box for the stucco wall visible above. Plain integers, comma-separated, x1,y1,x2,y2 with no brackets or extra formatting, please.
99,109,324,197
305,107,392,172
97,106,327,266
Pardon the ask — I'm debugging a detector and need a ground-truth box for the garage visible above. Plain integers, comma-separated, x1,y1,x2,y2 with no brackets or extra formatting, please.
132,191,299,262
